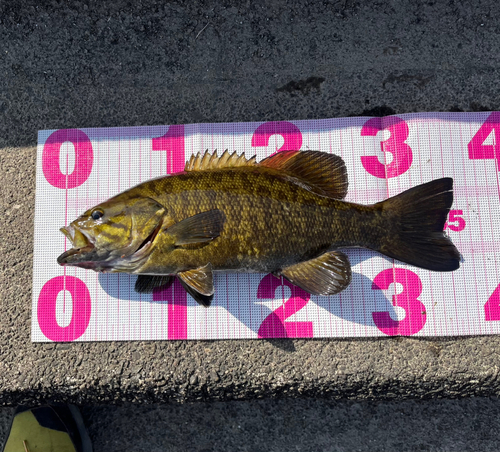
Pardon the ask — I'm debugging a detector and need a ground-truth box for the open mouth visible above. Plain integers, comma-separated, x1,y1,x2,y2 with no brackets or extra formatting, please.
57,226,95,265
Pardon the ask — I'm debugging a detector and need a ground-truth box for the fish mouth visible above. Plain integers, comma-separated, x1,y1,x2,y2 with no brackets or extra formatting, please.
57,245,95,261
57,226,96,266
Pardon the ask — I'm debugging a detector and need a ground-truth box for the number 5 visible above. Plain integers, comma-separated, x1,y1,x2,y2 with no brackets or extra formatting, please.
444,210,466,232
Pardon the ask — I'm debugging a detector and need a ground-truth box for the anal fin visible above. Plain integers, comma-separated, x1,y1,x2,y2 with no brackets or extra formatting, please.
280,251,352,296
135,275,173,294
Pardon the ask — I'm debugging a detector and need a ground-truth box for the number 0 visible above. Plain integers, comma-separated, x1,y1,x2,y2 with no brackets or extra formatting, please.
37,276,92,342
42,129,93,189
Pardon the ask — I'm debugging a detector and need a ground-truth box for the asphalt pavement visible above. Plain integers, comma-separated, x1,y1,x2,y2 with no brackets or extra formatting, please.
2,397,500,451
1,0,500,450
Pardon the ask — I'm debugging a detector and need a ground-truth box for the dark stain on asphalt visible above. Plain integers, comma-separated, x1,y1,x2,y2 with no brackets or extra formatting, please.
277,77,326,96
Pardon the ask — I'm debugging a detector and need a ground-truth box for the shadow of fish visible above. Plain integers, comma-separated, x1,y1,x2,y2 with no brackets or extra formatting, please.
58,150,460,307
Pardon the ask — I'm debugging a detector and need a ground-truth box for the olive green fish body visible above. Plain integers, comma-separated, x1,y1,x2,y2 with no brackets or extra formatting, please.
130,168,373,275
58,150,461,307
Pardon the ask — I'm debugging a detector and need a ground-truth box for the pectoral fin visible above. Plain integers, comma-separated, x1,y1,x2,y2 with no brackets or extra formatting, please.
280,251,352,296
167,210,226,246
177,263,214,307
135,275,173,294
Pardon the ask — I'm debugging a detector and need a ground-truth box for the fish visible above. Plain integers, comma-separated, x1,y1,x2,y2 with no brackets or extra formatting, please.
57,150,461,307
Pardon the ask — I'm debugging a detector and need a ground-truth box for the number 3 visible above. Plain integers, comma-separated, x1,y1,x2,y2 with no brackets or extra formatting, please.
361,116,413,178
371,268,426,336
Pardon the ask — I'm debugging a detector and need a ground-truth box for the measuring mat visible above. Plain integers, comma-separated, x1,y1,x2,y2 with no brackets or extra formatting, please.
32,113,500,342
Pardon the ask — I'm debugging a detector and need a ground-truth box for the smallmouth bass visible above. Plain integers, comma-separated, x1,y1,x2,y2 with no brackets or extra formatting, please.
58,150,460,307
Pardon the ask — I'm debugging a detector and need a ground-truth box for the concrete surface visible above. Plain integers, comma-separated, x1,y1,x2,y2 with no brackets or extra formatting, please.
3,397,500,451
1,0,500,410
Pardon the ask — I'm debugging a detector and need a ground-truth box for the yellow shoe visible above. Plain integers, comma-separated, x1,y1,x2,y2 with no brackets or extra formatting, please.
2,405,92,452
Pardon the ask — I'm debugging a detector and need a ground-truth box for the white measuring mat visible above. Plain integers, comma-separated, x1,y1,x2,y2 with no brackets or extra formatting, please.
32,113,500,342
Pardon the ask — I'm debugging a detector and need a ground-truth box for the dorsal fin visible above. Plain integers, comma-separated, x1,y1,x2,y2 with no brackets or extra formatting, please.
259,150,348,199
185,150,257,172
185,150,348,200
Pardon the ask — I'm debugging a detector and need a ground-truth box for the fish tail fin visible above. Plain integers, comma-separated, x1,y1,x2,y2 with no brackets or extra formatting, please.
375,177,461,271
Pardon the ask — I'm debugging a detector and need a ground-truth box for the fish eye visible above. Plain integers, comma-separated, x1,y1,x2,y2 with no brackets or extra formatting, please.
91,209,104,221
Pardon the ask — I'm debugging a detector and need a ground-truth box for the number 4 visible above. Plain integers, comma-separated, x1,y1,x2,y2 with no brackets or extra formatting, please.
484,285,500,321
468,112,500,170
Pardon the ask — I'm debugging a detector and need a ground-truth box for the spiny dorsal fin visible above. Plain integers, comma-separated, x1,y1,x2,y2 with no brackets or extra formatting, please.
259,150,348,199
185,150,257,172
185,150,348,199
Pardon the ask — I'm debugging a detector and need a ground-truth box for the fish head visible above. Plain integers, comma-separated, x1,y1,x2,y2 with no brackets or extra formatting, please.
57,196,166,272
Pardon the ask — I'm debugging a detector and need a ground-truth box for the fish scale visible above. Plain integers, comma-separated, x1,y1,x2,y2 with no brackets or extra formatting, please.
130,168,382,272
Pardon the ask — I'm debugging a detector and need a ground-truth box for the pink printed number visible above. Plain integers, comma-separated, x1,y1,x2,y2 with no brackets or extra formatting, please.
444,210,466,232
371,268,426,336
468,112,500,170
153,279,188,340
152,124,186,174
257,274,313,338
37,276,91,342
251,121,302,155
152,125,187,338
360,116,413,178
484,284,500,321
42,129,93,189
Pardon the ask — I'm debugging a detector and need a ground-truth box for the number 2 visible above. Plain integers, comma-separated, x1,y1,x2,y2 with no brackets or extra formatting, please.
484,284,500,321
251,121,302,154
257,274,313,338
